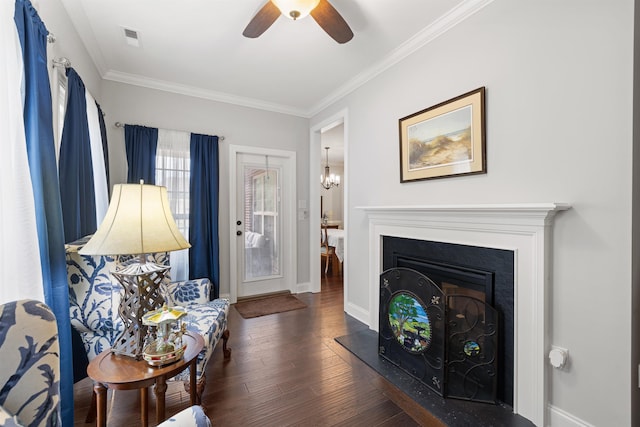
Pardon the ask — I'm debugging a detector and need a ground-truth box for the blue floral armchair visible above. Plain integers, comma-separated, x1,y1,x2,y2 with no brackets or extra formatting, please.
65,236,230,401
0,300,212,427
158,405,211,427
0,299,60,427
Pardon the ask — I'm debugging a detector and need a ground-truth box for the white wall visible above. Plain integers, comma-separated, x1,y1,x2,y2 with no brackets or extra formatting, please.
311,1,634,426
632,2,640,424
99,81,311,298
36,0,101,98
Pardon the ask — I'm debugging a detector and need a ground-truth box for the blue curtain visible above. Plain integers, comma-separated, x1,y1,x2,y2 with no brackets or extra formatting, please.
125,124,158,184
59,68,96,243
189,134,220,299
96,102,110,189
14,0,74,424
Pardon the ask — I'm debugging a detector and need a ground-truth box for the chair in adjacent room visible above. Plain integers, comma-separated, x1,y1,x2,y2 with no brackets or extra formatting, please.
320,225,336,275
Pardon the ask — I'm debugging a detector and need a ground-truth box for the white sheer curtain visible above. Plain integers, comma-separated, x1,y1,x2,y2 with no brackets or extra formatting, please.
0,0,44,303
85,90,108,224
51,65,65,163
156,128,191,281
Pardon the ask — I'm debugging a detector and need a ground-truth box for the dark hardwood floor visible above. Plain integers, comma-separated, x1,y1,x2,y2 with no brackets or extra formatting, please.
73,271,444,426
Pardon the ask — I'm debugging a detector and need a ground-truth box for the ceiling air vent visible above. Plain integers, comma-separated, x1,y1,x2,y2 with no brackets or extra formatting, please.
123,28,140,47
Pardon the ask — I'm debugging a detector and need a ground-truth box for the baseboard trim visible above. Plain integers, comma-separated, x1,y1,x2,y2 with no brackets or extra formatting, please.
295,281,312,294
548,404,594,427
345,301,370,327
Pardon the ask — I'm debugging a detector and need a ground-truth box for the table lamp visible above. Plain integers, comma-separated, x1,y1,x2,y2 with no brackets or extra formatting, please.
79,182,191,359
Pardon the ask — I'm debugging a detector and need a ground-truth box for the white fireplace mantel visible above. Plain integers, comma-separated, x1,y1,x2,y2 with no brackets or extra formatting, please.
357,203,570,427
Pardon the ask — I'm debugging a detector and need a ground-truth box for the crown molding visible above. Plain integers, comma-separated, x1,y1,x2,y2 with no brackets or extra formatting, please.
306,0,495,117
83,0,493,118
102,70,309,118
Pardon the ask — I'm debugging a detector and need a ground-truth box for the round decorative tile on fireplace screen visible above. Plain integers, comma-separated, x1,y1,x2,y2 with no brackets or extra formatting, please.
388,291,431,353
379,268,446,393
463,340,481,357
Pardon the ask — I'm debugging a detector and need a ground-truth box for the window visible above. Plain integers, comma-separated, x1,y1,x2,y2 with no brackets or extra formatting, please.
251,169,278,237
244,166,280,278
155,130,191,280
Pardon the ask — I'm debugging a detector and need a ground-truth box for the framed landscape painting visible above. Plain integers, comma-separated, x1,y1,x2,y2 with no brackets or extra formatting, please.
399,87,486,182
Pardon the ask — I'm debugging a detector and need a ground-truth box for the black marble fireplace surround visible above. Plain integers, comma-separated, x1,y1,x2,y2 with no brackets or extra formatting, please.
381,236,515,406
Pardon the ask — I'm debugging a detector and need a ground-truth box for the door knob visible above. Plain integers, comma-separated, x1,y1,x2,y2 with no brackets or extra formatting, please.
237,230,242,236
236,220,242,226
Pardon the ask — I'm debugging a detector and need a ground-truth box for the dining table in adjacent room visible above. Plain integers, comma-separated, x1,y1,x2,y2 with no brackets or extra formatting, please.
326,228,345,265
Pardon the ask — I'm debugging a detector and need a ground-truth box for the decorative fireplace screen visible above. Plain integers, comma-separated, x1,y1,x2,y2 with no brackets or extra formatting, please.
379,267,498,404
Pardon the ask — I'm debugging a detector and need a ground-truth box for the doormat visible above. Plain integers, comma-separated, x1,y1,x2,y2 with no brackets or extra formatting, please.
234,294,307,319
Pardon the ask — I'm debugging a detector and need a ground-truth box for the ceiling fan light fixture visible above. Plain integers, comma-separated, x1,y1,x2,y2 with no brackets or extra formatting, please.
272,0,320,20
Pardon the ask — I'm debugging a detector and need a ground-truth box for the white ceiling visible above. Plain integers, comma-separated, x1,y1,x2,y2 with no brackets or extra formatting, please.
60,0,489,118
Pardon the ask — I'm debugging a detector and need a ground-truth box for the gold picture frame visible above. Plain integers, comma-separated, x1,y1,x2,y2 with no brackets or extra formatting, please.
399,87,486,182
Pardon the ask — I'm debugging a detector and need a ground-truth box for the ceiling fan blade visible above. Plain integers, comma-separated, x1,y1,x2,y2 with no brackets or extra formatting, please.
310,0,353,44
243,1,281,38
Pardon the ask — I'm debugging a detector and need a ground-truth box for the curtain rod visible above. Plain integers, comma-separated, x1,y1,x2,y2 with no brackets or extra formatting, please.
52,57,71,69
114,122,225,141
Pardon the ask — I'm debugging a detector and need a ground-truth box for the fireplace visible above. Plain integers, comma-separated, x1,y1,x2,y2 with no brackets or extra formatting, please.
379,236,514,405
358,203,569,426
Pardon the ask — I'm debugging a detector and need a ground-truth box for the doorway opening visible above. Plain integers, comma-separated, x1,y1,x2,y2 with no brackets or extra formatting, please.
309,109,348,301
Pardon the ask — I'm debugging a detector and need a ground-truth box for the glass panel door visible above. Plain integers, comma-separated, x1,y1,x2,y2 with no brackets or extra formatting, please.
236,152,288,298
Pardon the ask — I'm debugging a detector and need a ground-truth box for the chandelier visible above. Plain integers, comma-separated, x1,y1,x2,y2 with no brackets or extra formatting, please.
320,146,340,190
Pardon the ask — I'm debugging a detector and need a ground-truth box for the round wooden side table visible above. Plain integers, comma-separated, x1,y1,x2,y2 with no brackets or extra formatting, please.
87,332,204,427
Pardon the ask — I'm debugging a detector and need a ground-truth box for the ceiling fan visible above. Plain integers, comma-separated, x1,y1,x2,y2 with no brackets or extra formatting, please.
243,0,354,44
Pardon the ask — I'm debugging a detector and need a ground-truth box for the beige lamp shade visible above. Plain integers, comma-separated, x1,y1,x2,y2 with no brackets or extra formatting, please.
79,183,191,256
